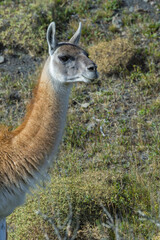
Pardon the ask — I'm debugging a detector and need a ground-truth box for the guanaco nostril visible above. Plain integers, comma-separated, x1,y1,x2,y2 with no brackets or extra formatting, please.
87,64,97,72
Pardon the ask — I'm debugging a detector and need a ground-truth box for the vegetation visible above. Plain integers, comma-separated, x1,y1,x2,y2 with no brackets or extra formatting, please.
0,0,160,239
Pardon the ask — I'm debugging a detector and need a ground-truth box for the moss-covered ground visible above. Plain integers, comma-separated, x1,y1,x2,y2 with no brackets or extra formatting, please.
0,0,160,239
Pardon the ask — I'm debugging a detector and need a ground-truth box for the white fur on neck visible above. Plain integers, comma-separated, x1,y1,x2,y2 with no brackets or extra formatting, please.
0,218,7,240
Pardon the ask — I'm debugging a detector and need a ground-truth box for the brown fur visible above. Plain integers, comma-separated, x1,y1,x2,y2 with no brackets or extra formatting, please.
0,64,61,191
56,44,88,56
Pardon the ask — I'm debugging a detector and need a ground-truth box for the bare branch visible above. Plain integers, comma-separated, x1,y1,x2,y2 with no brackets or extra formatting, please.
36,197,79,240
137,210,160,228
70,216,80,240
115,214,120,240
101,204,121,240
100,203,114,225
35,210,62,240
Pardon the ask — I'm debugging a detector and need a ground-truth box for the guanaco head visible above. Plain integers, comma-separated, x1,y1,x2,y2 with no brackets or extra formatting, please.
46,22,98,84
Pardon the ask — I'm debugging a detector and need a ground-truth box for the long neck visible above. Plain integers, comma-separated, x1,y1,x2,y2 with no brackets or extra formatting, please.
13,64,71,157
0,61,72,194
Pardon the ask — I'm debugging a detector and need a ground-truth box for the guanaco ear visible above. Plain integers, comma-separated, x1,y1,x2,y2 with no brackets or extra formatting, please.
69,22,82,45
47,22,58,55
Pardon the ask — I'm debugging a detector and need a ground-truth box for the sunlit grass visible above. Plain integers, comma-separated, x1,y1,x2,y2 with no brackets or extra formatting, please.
0,0,159,239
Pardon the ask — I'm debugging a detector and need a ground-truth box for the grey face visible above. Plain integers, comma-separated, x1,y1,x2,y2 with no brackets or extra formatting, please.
47,22,98,84
49,44,98,84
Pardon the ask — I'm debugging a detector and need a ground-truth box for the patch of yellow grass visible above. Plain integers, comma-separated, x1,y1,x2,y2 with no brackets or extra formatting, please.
88,38,136,75
153,233,160,240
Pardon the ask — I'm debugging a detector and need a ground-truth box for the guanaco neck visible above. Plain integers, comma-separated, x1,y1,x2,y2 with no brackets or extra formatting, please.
13,60,72,157
2,59,72,191
0,58,73,220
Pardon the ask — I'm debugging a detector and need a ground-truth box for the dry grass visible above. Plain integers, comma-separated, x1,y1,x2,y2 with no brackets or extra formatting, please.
0,0,159,239
88,38,136,75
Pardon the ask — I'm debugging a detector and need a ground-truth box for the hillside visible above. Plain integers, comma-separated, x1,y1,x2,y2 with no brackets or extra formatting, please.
0,0,160,239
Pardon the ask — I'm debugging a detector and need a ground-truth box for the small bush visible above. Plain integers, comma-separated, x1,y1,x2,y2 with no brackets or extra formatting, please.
88,38,136,75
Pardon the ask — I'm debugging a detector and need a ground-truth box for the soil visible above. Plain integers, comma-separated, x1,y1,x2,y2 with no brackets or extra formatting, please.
0,49,42,80
124,0,160,19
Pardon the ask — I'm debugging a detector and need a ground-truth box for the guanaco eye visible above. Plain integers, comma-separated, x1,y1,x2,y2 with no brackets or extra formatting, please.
58,55,70,62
